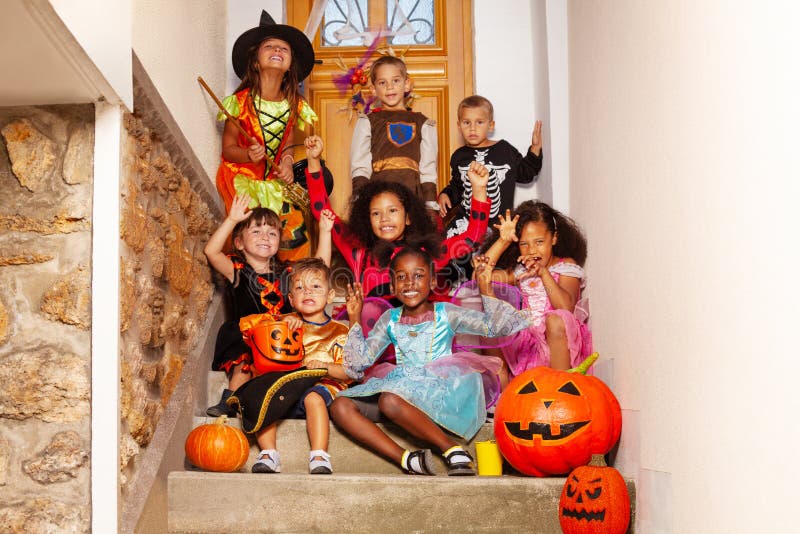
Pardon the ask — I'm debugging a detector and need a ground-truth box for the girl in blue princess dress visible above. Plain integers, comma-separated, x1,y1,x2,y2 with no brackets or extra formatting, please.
330,246,530,476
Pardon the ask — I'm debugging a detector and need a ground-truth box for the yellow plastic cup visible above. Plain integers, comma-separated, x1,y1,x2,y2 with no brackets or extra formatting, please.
475,440,503,476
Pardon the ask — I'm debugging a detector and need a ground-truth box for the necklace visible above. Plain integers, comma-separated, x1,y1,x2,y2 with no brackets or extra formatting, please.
396,305,436,364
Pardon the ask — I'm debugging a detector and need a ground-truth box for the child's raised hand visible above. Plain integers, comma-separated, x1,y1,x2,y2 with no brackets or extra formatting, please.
473,256,496,297
467,161,489,190
531,120,543,156
319,208,335,233
304,135,324,160
438,192,452,217
493,210,519,243
247,143,266,163
228,194,253,224
282,314,304,332
345,282,364,325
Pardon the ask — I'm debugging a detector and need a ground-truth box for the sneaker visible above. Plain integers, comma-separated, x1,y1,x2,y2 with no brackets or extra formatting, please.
402,449,436,476
443,446,476,476
206,389,236,418
309,450,332,475
251,450,280,473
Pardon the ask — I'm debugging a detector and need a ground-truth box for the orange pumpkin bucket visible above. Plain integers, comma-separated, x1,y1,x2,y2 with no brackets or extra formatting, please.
240,314,305,376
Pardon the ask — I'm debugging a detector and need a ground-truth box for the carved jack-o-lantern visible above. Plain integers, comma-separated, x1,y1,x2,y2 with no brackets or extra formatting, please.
240,314,304,376
493,357,621,476
559,454,630,534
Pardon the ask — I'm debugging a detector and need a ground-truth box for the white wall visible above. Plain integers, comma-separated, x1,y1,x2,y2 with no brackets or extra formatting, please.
50,0,133,109
226,0,284,95
132,0,228,178
569,1,800,531
473,0,569,211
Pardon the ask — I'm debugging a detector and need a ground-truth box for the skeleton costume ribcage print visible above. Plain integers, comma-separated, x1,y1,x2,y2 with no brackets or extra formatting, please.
443,140,543,239
457,149,510,218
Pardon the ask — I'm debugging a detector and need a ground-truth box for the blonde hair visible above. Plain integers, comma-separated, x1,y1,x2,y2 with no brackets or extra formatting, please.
457,95,494,121
370,55,409,83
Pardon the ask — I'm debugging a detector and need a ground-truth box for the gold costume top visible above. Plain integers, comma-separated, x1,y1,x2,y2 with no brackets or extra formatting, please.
286,313,351,396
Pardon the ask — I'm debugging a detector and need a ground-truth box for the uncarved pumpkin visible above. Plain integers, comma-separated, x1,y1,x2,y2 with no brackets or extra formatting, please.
493,354,621,476
559,454,631,534
185,415,250,472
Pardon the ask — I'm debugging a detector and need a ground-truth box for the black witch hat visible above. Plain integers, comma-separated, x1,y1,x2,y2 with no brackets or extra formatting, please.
231,11,316,81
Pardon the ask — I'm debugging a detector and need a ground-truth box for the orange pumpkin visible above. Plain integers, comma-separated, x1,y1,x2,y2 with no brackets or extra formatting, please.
185,415,250,472
493,354,621,476
240,314,305,376
559,454,631,534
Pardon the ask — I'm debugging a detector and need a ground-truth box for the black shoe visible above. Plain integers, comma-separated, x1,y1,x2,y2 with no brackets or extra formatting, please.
206,389,236,417
403,449,437,476
444,447,476,476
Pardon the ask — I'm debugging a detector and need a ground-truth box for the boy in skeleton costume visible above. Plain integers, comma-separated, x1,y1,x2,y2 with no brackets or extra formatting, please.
439,95,543,239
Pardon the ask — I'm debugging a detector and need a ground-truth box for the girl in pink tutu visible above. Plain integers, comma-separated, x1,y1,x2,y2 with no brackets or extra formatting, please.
477,201,591,373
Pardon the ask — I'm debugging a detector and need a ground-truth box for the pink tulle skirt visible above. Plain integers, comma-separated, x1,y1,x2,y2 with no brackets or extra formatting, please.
501,309,593,376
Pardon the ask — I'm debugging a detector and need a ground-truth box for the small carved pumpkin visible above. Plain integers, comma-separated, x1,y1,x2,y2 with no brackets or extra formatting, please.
240,314,305,376
559,454,631,534
185,415,250,472
493,354,621,476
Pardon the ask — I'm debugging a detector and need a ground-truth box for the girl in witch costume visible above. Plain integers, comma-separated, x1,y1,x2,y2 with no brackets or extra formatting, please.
216,10,318,262
329,249,530,476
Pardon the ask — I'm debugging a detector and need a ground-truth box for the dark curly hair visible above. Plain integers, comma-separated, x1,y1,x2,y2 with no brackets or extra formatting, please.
345,181,441,267
481,200,588,269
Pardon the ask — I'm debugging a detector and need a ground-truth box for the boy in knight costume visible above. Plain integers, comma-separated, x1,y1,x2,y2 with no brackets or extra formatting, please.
350,55,440,217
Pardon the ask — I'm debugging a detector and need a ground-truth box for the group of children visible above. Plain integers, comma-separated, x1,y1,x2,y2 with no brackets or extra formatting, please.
202,12,591,477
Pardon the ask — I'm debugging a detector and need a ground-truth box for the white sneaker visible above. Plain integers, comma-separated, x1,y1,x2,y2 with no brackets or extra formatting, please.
252,449,280,473
309,449,332,474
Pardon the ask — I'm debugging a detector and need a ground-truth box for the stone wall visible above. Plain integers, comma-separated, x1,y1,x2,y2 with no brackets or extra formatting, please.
118,113,216,492
0,105,94,532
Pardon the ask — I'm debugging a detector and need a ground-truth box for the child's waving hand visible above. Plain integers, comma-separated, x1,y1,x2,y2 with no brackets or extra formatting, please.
345,282,364,326
531,120,543,156
229,194,254,223
493,209,520,244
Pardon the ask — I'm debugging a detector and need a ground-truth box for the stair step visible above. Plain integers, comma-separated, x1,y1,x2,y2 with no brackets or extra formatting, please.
191,416,497,475
169,471,637,533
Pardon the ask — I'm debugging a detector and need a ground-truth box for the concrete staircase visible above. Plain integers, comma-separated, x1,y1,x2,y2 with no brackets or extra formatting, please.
166,374,636,533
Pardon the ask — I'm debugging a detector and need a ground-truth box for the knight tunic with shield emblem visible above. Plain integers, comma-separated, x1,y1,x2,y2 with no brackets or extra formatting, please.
350,110,439,209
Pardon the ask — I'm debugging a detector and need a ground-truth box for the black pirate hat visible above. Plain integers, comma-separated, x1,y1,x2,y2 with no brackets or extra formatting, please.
232,10,316,81
228,367,327,434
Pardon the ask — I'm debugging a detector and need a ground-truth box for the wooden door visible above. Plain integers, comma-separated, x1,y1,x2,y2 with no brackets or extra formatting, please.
289,0,474,216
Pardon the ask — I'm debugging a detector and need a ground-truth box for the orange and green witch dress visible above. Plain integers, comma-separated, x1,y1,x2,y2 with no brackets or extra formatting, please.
216,89,318,262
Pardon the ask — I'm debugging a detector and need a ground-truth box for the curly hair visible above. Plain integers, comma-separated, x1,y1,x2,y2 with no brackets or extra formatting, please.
388,243,436,276
345,181,440,267
481,200,588,269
